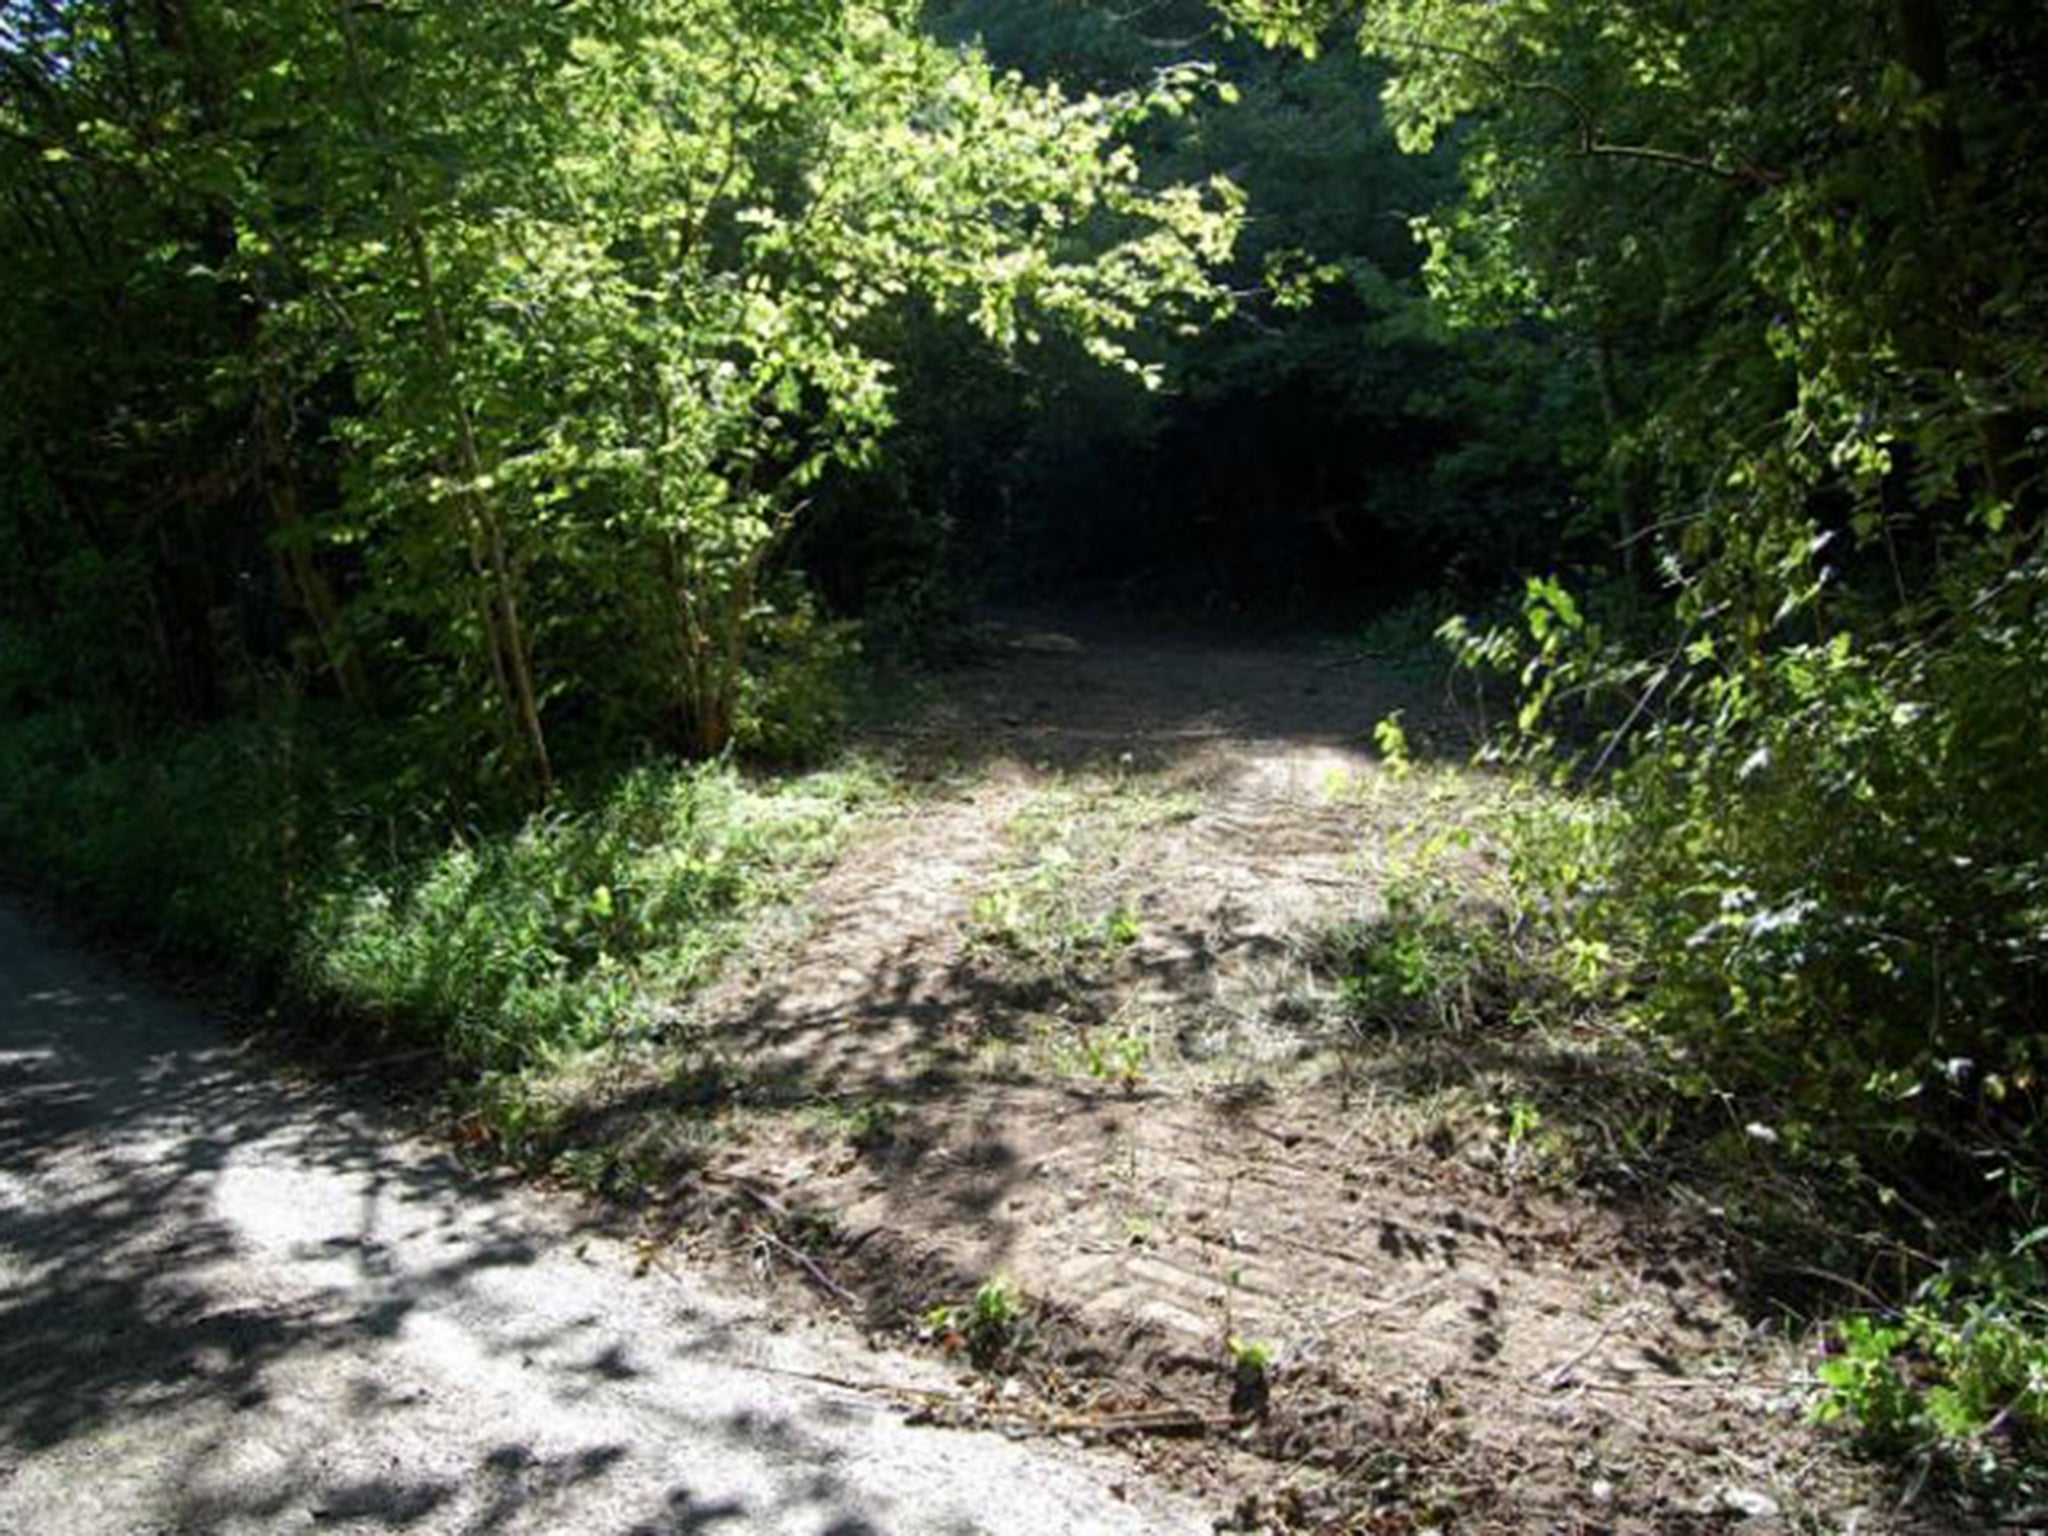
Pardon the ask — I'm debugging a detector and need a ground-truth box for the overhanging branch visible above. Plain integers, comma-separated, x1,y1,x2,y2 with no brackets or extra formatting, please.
1367,29,1782,190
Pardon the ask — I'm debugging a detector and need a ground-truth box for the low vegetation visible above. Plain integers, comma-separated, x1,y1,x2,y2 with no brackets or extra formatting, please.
1324,663,2048,1498
0,680,881,1114
967,778,1191,981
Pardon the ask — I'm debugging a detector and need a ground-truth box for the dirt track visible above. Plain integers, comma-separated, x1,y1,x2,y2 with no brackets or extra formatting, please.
0,897,1208,1534
632,616,1930,1533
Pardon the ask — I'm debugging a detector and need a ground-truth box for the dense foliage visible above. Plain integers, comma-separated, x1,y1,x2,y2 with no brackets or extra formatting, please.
897,0,1591,608
0,0,1238,785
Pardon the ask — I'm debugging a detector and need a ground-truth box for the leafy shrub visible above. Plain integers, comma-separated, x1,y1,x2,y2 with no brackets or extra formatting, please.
1816,1244,2048,1501
1449,564,2048,1207
1444,564,2048,1498
0,706,316,961
1314,790,1603,1045
733,595,862,766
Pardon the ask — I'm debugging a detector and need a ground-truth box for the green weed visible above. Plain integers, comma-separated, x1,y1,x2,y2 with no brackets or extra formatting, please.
926,1273,1029,1369
1227,1334,1276,1417
1322,878,1520,1038
809,1097,902,1151
1813,1249,2048,1501
1066,1023,1151,1090
1227,1333,1275,1374
296,761,881,1075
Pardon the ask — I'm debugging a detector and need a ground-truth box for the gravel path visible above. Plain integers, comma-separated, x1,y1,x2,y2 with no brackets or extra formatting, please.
0,898,1207,1535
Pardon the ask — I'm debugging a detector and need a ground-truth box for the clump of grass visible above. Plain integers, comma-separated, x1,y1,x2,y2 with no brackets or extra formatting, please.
806,1096,902,1151
1319,879,1523,1038
296,760,883,1076
1296,763,1670,1186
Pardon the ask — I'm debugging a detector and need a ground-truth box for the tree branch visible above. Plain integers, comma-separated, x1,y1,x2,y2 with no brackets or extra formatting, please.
1366,30,1781,190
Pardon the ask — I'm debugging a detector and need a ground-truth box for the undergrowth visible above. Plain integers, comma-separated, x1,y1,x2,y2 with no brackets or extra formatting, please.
1324,773,2048,1503
0,692,881,1132
1814,1243,2048,1507
1308,763,1642,1188
296,760,879,1076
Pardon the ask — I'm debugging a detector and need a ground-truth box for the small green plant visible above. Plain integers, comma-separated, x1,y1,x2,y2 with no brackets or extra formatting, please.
550,1146,621,1194
1485,1094,1581,1184
1813,1315,1922,1449
1227,1334,1275,1374
806,1096,903,1150
967,781,1187,979
1101,903,1143,949
926,1273,1029,1370
841,1098,900,1151
1227,1334,1275,1418
1373,711,1414,778
788,1204,843,1250
1813,1250,2048,1502
1325,877,1513,1037
1501,1097,1543,1149
1074,1025,1151,1090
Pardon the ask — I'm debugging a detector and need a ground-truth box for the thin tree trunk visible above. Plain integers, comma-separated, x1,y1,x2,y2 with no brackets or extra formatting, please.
257,368,369,706
405,223,555,798
1590,330,1640,586
337,0,552,797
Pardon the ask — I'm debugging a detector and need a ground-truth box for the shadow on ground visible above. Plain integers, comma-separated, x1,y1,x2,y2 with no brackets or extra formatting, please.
0,903,1099,1535
539,614,1965,1532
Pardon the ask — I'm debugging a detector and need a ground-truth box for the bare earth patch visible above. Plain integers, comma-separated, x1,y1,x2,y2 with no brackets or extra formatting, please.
580,614,1950,1534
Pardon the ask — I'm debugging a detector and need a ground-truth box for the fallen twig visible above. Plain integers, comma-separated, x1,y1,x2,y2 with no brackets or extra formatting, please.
913,1401,1236,1441
747,1362,1232,1442
1042,1406,1233,1439
692,1168,863,1309
700,1167,792,1221
1531,1307,1642,1389
755,1228,863,1310
1318,1276,1453,1332
742,1361,956,1405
